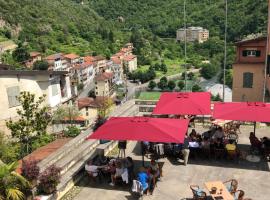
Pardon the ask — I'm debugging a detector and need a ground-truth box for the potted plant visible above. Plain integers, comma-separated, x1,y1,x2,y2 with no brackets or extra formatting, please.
22,158,40,187
38,164,61,195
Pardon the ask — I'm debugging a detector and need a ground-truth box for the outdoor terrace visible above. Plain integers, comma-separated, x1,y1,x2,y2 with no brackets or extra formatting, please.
62,125,270,200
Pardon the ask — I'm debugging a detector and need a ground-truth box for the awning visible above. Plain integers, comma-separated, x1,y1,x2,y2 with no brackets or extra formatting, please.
213,102,270,122
152,92,211,115
87,117,189,143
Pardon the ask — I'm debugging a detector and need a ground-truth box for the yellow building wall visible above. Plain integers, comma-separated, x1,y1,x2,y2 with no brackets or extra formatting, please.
232,63,265,102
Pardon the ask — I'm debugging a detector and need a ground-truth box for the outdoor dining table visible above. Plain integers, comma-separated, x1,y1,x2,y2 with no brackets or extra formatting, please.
205,181,234,200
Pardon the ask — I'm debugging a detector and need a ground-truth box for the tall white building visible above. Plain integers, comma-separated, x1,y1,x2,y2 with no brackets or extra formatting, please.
176,27,209,43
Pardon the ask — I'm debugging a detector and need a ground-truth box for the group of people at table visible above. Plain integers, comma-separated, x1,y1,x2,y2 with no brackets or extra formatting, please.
85,154,161,194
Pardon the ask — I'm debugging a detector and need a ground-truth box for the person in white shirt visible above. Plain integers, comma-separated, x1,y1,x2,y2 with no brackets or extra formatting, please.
110,161,127,186
85,160,99,178
212,127,224,140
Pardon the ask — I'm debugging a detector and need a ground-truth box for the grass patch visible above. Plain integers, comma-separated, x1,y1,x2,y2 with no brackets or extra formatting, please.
137,91,161,100
136,58,184,78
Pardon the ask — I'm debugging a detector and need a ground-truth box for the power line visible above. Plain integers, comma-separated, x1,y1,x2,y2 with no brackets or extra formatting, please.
223,0,227,102
184,0,187,91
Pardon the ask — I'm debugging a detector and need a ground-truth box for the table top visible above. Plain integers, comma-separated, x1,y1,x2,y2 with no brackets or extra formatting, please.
205,181,234,200
246,154,261,162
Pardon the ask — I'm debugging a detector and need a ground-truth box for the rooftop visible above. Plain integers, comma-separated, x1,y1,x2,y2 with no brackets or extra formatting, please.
235,34,267,45
64,53,80,60
0,69,68,76
45,53,63,60
30,51,41,57
123,54,136,61
95,71,114,81
78,96,112,109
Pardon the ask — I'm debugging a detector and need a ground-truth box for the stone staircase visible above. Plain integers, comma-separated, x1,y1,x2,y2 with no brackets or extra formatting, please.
39,100,139,200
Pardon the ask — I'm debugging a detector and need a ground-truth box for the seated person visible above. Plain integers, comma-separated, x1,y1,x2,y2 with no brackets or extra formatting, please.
189,129,197,140
202,130,212,140
85,160,101,180
214,138,224,150
137,167,149,193
94,154,108,166
125,157,134,181
110,161,125,186
212,127,224,140
201,137,210,149
249,132,262,150
148,159,160,188
225,139,236,151
261,137,270,148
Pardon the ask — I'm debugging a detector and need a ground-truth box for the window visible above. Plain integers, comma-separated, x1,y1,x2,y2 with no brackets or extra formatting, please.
6,86,20,108
243,72,253,88
242,50,261,57
86,112,89,116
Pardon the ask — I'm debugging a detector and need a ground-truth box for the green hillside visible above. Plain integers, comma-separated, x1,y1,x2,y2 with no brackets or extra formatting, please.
0,0,128,56
90,0,268,41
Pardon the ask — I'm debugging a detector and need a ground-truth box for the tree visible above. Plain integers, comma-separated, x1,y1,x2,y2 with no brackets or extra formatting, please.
160,62,167,73
6,92,51,157
53,104,80,128
12,45,30,63
0,162,30,200
188,72,195,80
177,81,185,90
33,60,49,70
148,80,156,90
167,80,176,91
157,76,168,91
97,98,114,118
108,30,114,42
160,76,167,83
192,84,202,92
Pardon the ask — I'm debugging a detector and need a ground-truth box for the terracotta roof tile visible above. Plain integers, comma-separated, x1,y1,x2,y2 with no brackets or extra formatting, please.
30,52,41,57
64,53,80,60
95,72,114,81
123,55,136,62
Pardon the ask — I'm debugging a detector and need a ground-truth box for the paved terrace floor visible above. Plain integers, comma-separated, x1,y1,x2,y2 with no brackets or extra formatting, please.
68,125,270,200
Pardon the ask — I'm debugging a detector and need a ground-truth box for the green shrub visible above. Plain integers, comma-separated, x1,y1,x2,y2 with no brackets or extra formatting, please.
64,126,81,137
32,134,55,151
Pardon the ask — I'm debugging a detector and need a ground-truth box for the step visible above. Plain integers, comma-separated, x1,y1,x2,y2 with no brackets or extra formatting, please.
38,127,93,172
57,139,99,175
55,150,97,200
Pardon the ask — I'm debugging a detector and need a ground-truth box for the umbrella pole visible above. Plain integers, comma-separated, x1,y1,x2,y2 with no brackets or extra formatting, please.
141,142,145,167
253,122,256,134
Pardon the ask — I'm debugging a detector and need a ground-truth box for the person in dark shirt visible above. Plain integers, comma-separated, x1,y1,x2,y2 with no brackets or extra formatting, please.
181,135,190,166
118,140,127,158
214,138,224,149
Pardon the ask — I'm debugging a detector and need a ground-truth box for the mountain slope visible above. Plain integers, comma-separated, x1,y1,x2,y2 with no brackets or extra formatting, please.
90,0,268,41
0,0,126,55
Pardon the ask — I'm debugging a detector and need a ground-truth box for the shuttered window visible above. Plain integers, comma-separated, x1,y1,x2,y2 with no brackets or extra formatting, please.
6,86,20,107
243,72,253,88
242,50,261,57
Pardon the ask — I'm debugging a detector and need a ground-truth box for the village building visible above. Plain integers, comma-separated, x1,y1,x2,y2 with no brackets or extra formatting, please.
176,27,209,43
232,35,267,102
45,53,69,71
0,66,75,134
25,52,42,68
94,71,115,97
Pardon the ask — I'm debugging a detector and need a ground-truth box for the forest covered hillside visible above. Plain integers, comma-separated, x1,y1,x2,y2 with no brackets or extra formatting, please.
0,0,268,84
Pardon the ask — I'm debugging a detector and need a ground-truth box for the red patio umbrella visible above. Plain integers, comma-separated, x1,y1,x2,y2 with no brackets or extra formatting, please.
87,117,189,165
87,117,189,143
213,102,270,133
152,92,211,115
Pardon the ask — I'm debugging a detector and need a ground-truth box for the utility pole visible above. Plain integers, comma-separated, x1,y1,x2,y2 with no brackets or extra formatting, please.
223,0,228,102
263,0,270,102
184,0,187,91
